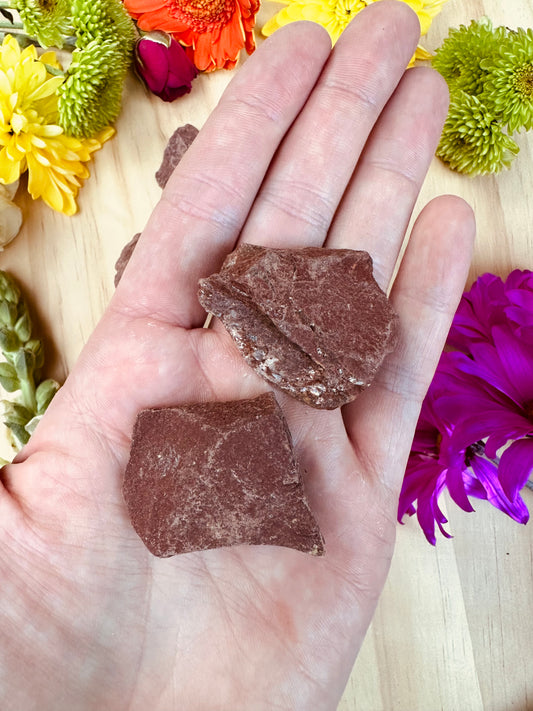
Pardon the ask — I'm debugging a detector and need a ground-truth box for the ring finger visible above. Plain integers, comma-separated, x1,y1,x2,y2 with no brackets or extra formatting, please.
325,65,449,290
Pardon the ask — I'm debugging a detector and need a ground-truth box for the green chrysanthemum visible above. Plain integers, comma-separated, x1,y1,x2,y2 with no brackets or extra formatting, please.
11,0,72,48
57,39,128,138
70,0,136,55
436,91,519,175
432,17,506,96
481,27,533,133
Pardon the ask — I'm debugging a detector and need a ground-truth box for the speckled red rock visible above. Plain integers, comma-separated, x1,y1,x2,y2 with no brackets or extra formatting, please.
155,123,198,189
198,245,398,409
114,125,199,287
114,233,140,286
123,392,324,557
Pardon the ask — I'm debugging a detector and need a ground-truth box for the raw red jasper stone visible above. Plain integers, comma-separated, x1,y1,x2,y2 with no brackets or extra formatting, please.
123,392,324,557
155,123,198,189
198,245,399,409
114,125,199,286
114,232,140,286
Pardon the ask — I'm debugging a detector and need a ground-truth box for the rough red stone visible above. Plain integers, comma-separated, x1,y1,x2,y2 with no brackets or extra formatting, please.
123,392,324,557
155,123,199,189
114,232,140,286
115,125,199,286
198,245,398,409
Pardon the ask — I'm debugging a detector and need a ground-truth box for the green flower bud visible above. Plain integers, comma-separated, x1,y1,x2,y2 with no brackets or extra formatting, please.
0,362,20,393
24,414,42,438
6,423,29,445
14,310,32,343
0,300,18,329
0,327,20,353
36,379,60,414
25,339,44,371
0,272,20,305
14,348,35,381
2,400,33,425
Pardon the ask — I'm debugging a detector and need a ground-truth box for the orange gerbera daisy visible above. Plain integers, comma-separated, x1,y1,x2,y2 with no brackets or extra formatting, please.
123,0,260,71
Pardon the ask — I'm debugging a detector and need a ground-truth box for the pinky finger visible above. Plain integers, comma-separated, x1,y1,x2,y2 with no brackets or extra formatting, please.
343,195,476,492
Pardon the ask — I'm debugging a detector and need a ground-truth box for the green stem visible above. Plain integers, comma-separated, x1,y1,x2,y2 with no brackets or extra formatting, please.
0,20,22,29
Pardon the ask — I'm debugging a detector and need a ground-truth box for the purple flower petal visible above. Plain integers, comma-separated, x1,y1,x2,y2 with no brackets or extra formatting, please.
456,342,522,406
448,273,506,350
498,437,533,502
491,326,533,401
506,290,533,316
440,397,530,453
505,269,533,292
448,270,533,351
398,458,452,544
445,461,475,512
398,457,439,520
470,455,529,524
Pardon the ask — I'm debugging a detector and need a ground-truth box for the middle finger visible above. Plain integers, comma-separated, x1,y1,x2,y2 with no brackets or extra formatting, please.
239,0,421,247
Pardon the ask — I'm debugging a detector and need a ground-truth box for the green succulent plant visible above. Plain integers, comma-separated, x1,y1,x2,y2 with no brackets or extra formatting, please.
0,270,60,452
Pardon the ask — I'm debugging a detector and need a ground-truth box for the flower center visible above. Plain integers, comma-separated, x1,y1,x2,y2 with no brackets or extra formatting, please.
39,0,57,10
513,63,533,101
464,439,485,466
10,111,29,135
165,0,235,31
333,0,367,30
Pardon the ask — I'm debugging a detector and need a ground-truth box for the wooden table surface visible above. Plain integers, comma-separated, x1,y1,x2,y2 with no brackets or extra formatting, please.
1,1,532,709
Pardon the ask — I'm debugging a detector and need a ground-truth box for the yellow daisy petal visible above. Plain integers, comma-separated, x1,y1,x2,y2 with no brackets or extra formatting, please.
26,76,65,104
0,150,24,184
0,71,12,97
35,123,64,138
414,44,432,61
40,51,63,71
6,141,26,163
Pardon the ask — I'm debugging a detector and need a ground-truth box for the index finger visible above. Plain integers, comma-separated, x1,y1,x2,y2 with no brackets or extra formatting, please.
113,21,331,328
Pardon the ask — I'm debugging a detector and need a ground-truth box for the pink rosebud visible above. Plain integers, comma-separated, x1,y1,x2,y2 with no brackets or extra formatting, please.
135,32,198,102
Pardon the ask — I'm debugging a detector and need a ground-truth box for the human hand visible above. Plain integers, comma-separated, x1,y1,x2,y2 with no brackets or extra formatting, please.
0,3,475,709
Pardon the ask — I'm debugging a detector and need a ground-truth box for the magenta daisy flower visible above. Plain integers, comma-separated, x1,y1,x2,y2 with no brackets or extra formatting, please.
398,361,529,545
400,269,533,543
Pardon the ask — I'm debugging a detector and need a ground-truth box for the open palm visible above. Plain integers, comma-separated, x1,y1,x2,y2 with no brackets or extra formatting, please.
0,4,474,710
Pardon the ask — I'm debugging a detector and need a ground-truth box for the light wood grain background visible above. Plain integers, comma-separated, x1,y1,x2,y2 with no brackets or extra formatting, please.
1,1,532,709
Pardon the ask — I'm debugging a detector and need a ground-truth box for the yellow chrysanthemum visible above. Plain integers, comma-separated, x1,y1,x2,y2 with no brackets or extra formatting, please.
401,0,447,35
0,35,114,216
262,0,448,62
